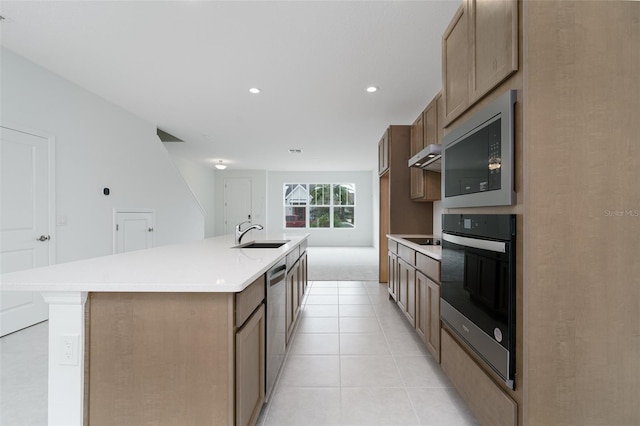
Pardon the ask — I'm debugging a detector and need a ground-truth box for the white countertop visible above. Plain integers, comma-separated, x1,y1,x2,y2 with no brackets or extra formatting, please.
0,233,309,293
387,234,442,261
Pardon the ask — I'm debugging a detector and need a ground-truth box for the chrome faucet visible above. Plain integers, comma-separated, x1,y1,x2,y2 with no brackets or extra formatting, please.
235,220,264,244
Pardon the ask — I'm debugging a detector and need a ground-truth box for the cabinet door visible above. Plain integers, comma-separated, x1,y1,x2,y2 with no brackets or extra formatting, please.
426,277,441,362
285,263,299,344
398,258,416,327
443,3,469,125
416,270,428,344
378,131,389,175
416,271,441,361
236,304,266,426
411,95,442,202
297,253,307,308
388,251,398,301
410,113,426,199
300,251,308,295
469,0,518,103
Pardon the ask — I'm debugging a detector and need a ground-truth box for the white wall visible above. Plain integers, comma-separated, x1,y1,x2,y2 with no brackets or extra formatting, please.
213,169,268,238
1,48,204,263
170,156,216,238
267,171,374,247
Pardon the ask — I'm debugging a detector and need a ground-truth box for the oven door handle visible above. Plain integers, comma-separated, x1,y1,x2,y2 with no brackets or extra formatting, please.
442,233,507,253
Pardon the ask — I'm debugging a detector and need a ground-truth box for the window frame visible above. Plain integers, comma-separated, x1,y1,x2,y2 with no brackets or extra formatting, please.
283,183,356,229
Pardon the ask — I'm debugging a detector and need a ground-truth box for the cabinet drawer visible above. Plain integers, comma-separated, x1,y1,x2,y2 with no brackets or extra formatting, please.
286,247,300,270
235,275,266,326
398,244,416,266
388,240,398,254
417,253,440,283
441,330,517,426
299,239,308,255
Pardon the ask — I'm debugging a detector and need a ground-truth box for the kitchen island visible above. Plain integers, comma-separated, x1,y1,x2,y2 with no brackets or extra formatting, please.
1,233,309,426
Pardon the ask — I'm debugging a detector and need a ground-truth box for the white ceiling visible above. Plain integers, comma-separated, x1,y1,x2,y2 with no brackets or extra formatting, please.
0,1,459,172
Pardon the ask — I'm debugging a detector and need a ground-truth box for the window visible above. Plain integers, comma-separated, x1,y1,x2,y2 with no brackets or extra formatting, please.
284,183,355,229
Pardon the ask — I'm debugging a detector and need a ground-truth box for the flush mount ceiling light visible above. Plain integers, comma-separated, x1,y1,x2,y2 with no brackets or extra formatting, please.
214,160,227,170
366,86,378,93
249,87,261,94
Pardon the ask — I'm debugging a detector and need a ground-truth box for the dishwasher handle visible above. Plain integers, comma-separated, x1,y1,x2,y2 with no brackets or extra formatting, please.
267,264,287,286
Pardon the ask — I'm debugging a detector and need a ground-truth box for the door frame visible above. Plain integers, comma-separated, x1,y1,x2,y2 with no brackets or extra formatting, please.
112,208,156,254
1,122,56,336
1,122,56,265
223,177,253,235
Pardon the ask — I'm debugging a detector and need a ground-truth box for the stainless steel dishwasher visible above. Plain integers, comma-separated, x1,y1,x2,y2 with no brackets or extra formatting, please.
265,259,287,401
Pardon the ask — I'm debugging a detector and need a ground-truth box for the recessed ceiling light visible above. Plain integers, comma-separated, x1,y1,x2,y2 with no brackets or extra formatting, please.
366,86,378,93
249,87,261,94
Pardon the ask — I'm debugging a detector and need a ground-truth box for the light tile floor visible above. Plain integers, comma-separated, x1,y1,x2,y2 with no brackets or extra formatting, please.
0,320,48,426
257,280,478,426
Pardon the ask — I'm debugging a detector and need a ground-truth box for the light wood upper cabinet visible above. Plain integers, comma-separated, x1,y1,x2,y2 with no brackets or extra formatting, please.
410,93,442,202
410,113,425,157
378,131,389,176
443,4,470,125
469,0,518,103
443,0,518,125
410,112,426,200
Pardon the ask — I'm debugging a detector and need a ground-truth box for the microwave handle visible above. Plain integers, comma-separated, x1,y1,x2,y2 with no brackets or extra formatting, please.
442,233,507,253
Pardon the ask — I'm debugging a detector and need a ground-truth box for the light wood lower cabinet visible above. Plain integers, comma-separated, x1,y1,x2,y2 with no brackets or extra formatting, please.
387,250,398,301
285,260,299,344
416,271,441,362
285,249,307,345
87,292,236,426
388,239,441,361
84,250,309,426
397,257,416,327
235,304,265,426
441,329,517,425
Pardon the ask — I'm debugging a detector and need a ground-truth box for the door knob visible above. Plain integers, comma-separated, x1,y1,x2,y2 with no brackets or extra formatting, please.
37,235,51,241
148,228,154,232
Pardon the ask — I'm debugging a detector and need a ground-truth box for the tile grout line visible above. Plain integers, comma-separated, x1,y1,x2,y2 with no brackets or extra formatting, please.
370,283,424,426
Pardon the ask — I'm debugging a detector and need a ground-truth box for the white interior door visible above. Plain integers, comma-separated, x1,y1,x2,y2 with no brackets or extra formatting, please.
1,126,53,336
224,178,253,235
114,210,155,254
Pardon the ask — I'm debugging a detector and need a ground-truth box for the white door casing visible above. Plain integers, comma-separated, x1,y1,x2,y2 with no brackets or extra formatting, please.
0,125,55,336
224,178,253,235
113,209,155,254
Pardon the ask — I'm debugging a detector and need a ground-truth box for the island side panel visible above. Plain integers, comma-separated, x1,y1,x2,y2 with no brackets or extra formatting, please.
86,292,235,426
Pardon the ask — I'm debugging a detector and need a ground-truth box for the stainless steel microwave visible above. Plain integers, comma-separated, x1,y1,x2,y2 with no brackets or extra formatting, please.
442,90,516,208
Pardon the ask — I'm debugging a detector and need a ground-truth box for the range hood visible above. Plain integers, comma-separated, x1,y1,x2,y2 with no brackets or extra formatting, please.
408,144,441,171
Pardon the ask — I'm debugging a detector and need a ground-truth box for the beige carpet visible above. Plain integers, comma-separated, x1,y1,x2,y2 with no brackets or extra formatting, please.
306,247,378,282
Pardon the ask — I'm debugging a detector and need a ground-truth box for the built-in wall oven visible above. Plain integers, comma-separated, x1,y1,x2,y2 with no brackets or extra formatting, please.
441,214,516,389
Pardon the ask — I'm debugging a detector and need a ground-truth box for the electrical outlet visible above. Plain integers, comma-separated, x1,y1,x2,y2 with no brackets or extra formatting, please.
59,335,79,366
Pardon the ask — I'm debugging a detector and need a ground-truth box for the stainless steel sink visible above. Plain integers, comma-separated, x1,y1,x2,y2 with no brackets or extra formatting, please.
401,237,441,246
233,240,290,249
